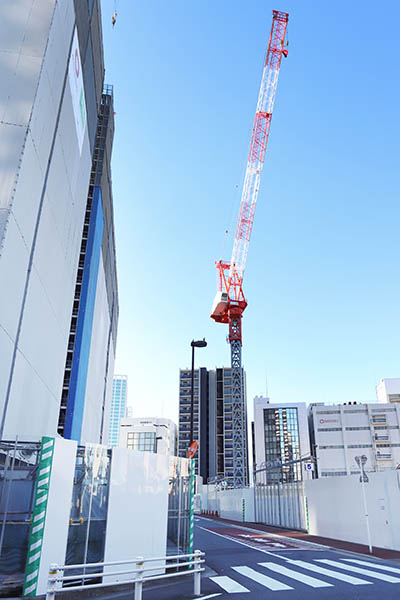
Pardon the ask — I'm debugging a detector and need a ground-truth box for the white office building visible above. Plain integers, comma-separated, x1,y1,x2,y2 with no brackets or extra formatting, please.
120,417,177,456
253,396,310,482
376,378,400,404
309,402,400,477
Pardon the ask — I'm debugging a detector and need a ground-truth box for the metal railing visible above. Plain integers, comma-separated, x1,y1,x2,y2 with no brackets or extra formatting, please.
46,551,205,600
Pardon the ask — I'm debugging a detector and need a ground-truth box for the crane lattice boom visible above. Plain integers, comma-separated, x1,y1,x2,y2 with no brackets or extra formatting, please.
230,10,288,282
210,10,289,488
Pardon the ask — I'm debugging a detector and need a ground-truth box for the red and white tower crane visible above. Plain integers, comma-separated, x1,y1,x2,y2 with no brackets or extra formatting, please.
210,10,289,487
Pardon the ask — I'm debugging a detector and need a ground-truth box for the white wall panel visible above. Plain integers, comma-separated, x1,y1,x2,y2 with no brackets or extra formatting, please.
0,328,14,409
217,488,255,522
0,123,26,210
104,449,169,580
305,471,400,550
4,348,57,439
36,437,77,595
8,133,44,253
0,214,29,339
0,1,54,56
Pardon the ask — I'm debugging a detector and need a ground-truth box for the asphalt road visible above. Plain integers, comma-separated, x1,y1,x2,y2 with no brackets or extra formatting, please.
140,516,400,600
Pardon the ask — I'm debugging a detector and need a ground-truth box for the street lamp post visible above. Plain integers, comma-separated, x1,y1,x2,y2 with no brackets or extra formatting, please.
189,339,207,450
355,454,372,553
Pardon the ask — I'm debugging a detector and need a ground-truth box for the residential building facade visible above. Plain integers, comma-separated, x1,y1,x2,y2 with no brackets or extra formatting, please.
109,375,128,447
0,0,118,443
253,396,310,482
309,402,400,477
178,367,249,486
120,417,177,456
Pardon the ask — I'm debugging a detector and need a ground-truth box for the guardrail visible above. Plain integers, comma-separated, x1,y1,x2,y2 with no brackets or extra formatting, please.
46,551,205,600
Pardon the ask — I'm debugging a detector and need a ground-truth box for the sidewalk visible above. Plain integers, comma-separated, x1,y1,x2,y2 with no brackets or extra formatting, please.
201,514,400,561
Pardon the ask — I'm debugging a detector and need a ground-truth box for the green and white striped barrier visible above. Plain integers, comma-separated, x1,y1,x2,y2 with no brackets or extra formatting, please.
188,458,195,563
23,436,55,597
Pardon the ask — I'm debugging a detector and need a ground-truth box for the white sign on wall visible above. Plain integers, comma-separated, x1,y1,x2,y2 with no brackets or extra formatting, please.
68,29,87,153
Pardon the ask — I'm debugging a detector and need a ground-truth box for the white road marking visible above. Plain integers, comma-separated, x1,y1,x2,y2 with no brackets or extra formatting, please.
210,575,250,593
317,559,400,583
197,526,282,557
287,559,372,585
343,558,400,575
200,594,222,599
258,561,333,588
232,566,293,591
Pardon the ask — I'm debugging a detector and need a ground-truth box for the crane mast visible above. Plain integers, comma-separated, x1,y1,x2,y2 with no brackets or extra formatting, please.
211,10,289,488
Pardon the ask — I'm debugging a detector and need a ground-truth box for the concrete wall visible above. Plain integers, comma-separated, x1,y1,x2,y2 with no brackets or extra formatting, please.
305,470,400,550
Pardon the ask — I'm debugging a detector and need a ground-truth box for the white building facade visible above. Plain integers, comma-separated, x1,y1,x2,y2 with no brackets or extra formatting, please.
376,378,400,404
310,402,400,477
120,417,177,456
253,396,310,481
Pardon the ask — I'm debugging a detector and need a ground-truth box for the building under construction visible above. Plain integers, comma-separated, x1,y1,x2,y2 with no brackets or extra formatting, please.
178,367,249,486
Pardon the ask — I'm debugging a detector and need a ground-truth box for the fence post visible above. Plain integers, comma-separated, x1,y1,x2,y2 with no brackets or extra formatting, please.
193,550,201,596
46,563,58,600
134,557,144,600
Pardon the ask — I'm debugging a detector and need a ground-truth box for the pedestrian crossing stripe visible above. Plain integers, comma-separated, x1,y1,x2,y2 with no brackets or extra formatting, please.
287,559,371,585
208,558,400,593
210,576,249,593
316,559,400,583
343,558,400,575
233,566,293,591
258,561,333,588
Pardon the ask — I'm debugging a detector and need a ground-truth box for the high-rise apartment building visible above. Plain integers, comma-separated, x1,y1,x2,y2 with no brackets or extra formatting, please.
109,375,127,447
178,367,249,486
120,417,177,456
0,0,118,443
253,397,310,482
309,401,400,477
376,378,400,404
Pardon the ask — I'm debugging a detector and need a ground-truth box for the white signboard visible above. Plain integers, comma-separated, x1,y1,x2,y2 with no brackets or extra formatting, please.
68,29,87,153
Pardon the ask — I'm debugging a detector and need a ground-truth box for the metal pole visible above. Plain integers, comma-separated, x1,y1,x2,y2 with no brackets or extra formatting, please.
360,476,373,553
134,557,144,600
0,436,18,555
193,550,201,596
82,451,95,584
46,563,58,600
189,344,195,446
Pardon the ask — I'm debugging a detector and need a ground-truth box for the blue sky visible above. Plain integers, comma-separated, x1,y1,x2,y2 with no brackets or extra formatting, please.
101,1,400,423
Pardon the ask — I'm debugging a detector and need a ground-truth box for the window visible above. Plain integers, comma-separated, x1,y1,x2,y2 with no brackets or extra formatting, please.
319,445,344,449
126,431,156,452
316,410,340,415
345,426,370,431
317,427,342,432
347,444,372,448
